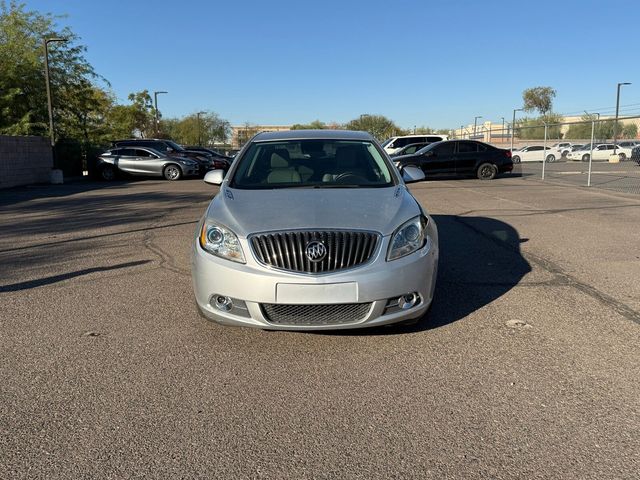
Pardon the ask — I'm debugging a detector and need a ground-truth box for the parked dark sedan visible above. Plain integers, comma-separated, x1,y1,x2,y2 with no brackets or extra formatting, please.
393,140,513,180
184,146,233,169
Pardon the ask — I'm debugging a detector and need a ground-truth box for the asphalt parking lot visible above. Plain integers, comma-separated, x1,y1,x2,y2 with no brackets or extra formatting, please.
1,176,639,479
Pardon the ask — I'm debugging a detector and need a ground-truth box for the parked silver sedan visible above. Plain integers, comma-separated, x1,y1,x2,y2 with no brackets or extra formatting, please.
191,130,439,330
97,147,199,181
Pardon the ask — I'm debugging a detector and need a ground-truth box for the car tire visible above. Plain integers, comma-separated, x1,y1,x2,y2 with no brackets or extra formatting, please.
561,150,569,158
619,153,627,161
512,155,521,163
546,154,556,163
477,162,497,180
163,164,182,181
100,165,116,181
582,154,590,162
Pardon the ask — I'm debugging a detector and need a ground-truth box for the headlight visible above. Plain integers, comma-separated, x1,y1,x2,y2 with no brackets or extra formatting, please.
387,215,427,261
199,222,245,263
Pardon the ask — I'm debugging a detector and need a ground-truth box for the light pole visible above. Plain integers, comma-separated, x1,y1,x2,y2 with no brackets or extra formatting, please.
584,111,600,144
501,117,505,143
511,108,524,152
43,37,67,163
613,82,631,154
153,91,168,136
473,116,482,137
196,111,206,146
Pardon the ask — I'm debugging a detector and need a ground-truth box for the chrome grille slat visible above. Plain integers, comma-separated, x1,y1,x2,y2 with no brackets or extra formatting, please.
250,230,379,274
262,303,372,325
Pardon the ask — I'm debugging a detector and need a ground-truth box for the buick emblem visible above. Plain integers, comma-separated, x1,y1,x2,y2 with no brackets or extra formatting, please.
305,241,327,262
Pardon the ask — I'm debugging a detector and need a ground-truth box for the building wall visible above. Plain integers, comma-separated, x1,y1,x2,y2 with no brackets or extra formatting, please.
230,125,292,148
0,135,53,189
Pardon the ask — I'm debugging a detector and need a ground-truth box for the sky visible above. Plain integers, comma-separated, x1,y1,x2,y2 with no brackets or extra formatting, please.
25,0,640,129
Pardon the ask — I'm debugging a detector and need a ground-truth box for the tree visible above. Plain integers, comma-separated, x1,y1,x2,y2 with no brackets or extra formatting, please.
522,86,557,116
344,114,404,141
516,114,563,140
565,115,596,140
0,1,105,137
565,118,637,141
161,111,230,145
622,123,638,139
291,120,328,130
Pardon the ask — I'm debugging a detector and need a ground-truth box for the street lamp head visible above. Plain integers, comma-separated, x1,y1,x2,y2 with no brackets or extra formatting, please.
154,90,168,95
45,37,67,44
619,82,631,86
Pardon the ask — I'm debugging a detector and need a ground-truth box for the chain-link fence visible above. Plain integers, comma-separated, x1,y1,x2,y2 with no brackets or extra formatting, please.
453,115,640,194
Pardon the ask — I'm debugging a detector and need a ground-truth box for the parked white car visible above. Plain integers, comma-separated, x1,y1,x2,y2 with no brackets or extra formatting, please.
550,142,572,158
381,134,449,156
511,145,555,163
566,144,634,162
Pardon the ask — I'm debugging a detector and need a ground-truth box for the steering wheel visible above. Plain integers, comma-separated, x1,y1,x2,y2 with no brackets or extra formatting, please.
334,172,368,184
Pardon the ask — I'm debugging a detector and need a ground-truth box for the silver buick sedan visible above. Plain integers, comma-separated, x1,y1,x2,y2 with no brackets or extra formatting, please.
191,130,438,330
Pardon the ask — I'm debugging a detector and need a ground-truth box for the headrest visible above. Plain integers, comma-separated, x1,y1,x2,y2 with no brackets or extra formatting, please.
271,151,290,168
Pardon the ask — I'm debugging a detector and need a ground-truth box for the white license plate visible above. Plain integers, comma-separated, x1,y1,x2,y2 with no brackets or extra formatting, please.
276,282,358,304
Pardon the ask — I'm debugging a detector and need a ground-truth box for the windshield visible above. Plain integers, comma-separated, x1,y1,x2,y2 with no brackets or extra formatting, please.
230,140,395,189
166,140,185,151
415,141,443,155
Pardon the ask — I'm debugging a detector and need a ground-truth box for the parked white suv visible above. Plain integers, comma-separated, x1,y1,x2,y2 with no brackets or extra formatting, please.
381,134,449,156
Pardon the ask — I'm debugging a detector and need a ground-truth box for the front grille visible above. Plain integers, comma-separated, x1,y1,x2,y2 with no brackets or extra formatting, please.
250,230,379,273
262,303,372,325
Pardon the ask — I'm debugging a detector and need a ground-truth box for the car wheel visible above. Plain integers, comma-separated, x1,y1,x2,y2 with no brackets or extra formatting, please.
561,150,568,158
546,154,556,163
582,154,590,162
163,164,182,181
619,153,627,161
100,165,116,181
477,162,497,180
512,155,521,163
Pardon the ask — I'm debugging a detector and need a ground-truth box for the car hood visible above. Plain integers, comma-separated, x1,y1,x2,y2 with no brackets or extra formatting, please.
205,186,422,238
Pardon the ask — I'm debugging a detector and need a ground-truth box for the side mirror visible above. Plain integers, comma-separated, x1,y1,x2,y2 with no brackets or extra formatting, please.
204,169,225,185
401,166,425,183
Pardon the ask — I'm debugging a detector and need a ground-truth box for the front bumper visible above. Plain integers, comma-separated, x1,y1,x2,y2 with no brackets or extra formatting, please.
191,230,438,330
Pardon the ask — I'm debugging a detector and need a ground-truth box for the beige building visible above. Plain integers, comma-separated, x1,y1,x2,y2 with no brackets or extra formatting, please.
230,125,292,148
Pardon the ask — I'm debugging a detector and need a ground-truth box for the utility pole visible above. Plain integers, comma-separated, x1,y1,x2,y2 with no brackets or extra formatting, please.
501,117,505,143
44,37,67,167
473,116,482,138
197,111,206,146
613,82,631,154
511,108,524,152
153,91,168,136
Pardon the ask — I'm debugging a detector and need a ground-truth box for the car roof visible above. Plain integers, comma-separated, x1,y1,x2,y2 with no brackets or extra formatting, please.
113,138,168,142
109,146,164,155
252,129,374,142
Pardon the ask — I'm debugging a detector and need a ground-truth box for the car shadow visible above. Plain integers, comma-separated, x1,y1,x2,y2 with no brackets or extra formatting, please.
316,215,532,336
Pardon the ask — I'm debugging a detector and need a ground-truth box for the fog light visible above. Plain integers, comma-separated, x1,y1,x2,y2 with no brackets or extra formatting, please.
213,295,232,311
398,292,419,310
